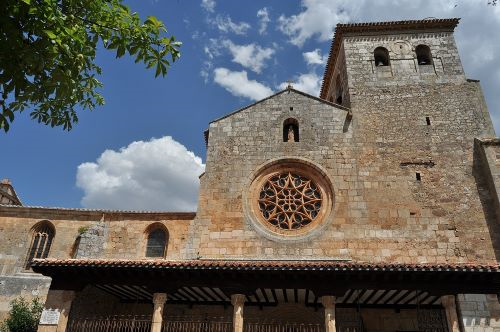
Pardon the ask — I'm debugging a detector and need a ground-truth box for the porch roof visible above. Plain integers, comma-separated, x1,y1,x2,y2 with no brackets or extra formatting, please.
32,258,500,272
32,258,500,297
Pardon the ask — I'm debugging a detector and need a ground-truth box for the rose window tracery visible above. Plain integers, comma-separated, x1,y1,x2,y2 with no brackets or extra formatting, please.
258,172,322,230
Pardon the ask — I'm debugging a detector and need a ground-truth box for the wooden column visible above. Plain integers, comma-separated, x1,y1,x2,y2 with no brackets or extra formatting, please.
37,290,76,332
321,296,336,332
442,295,460,332
231,294,246,332
151,293,167,332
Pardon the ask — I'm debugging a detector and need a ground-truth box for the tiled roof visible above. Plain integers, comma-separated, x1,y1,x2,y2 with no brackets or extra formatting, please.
319,18,460,99
32,258,500,272
0,204,196,219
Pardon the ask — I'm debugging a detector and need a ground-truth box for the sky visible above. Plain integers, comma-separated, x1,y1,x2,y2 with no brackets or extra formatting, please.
2,0,500,212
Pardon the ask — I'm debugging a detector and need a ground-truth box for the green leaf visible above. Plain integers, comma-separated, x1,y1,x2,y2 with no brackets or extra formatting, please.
155,63,162,77
116,45,125,58
1,0,180,132
43,30,57,39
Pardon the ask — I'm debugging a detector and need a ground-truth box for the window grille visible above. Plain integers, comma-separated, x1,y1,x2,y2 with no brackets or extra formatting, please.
146,228,167,258
25,222,54,269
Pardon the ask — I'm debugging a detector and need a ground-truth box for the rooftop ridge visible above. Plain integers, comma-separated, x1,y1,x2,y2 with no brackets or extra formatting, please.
0,204,196,217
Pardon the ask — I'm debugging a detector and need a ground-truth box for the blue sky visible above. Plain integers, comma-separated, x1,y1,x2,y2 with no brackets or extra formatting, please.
2,0,500,211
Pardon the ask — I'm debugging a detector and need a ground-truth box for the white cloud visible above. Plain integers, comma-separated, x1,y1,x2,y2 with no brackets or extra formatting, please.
278,0,500,131
278,0,350,47
223,40,275,73
76,136,205,212
279,72,321,96
214,68,273,101
303,49,327,66
201,0,215,13
257,7,271,34
214,15,251,35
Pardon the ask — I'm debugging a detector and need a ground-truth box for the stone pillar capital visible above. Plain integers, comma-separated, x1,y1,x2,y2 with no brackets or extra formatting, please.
151,293,167,332
321,295,336,308
322,295,337,332
231,294,246,306
441,295,456,308
231,294,246,332
152,292,167,305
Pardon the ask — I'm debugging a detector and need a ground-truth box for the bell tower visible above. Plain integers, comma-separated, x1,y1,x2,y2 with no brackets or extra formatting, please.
320,19,469,109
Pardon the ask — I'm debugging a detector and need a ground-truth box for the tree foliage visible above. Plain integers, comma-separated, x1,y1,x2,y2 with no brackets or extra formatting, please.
0,0,181,132
1,297,43,332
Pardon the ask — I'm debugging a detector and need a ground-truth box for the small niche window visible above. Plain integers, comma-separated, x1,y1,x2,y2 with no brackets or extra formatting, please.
374,47,390,67
416,172,422,181
283,118,299,142
145,225,168,258
25,221,55,269
426,116,431,126
416,45,432,65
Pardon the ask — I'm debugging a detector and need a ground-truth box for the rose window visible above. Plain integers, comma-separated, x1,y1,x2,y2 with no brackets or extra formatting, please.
258,172,322,230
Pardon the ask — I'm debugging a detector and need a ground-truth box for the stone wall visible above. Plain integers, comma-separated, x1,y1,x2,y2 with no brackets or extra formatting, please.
457,294,500,331
342,31,466,87
184,27,498,264
0,206,194,317
187,90,355,260
186,78,498,264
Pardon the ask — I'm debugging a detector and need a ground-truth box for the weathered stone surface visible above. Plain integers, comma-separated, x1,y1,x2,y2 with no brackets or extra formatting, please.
1,19,499,331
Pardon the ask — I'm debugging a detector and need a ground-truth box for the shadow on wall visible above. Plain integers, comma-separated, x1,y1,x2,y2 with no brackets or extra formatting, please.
472,142,500,261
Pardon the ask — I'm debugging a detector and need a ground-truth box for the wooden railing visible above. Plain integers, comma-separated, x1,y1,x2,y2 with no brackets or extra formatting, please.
245,322,324,332
67,315,152,332
162,316,232,332
67,315,325,332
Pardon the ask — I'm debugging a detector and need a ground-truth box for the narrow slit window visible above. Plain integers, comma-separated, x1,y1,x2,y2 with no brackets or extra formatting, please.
416,173,421,181
290,107,293,111
283,118,299,142
426,117,431,126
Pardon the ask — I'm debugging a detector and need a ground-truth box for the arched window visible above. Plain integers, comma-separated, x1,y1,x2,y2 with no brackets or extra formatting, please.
283,118,299,142
25,221,55,269
416,44,432,65
335,75,343,105
145,224,168,258
374,47,390,67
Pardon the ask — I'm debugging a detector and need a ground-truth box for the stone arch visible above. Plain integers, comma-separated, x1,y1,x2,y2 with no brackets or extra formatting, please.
283,118,299,142
374,47,390,66
416,44,433,65
144,223,169,258
25,220,55,269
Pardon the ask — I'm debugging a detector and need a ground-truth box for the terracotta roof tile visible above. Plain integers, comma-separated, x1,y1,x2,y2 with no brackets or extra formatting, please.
31,258,500,272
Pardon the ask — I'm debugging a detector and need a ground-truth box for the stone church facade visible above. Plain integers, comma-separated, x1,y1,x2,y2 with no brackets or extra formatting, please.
1,18,500,332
